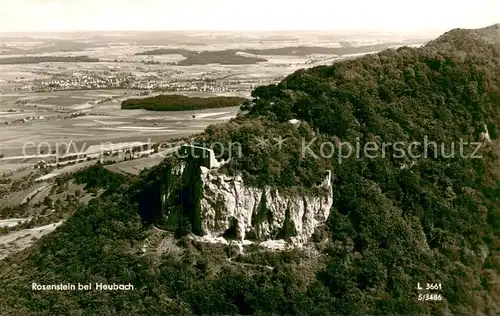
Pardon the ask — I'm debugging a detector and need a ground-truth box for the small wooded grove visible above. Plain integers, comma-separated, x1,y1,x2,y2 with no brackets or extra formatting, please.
121,94,248,111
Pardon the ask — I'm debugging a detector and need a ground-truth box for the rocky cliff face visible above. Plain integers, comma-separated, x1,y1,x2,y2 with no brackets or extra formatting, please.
193,166,333,246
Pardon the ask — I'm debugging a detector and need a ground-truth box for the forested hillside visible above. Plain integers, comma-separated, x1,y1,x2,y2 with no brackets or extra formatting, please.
0,25,499,315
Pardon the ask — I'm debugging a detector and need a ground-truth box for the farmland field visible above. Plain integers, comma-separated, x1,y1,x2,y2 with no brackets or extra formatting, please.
0,89,240,161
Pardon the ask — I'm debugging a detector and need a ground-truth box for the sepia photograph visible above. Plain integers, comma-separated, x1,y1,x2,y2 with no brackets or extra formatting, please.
0,0,499,314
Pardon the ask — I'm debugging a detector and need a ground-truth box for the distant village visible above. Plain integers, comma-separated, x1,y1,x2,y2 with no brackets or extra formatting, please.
1,68,279,126
13,70,254,93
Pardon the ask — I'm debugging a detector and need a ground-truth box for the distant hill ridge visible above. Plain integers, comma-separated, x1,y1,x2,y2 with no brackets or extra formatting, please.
426,23,500,52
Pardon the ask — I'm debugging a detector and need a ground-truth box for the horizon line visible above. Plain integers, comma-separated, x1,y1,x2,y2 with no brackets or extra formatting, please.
4,23,499,34
1,27,453,34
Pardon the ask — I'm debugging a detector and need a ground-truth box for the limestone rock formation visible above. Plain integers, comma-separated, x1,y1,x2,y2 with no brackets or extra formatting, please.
197,167,333,246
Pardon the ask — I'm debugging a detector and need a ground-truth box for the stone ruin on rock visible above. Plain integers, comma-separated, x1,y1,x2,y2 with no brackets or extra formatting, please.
162,143,333,247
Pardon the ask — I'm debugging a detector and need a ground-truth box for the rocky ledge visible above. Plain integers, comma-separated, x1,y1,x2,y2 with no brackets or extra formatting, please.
197,166,332,246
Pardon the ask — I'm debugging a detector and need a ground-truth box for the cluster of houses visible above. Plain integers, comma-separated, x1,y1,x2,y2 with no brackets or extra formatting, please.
34,142,155,171
14,71,242,93
1,115,45,125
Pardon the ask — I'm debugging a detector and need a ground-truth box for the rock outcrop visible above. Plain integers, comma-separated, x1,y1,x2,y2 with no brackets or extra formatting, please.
193,166,332,246
160,156,333,247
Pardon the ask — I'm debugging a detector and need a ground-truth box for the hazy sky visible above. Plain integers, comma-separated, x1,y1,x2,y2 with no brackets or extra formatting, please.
1,0,499,32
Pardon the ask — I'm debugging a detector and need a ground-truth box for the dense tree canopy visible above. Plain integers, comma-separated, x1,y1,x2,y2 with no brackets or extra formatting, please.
121,94,249,111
